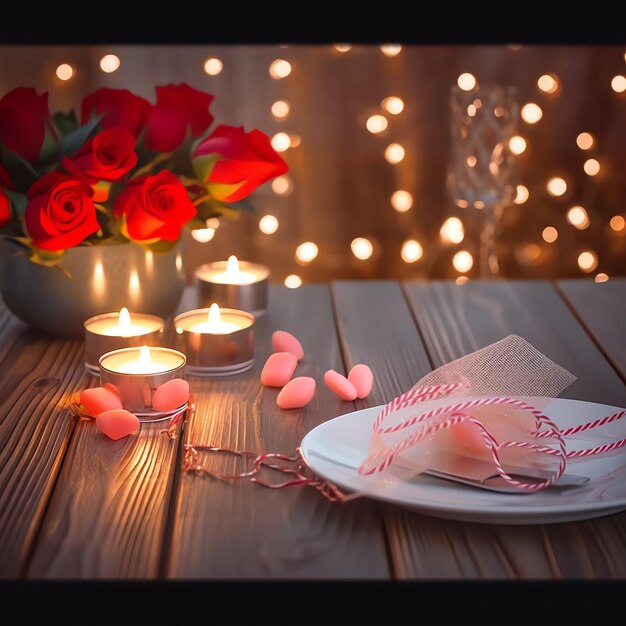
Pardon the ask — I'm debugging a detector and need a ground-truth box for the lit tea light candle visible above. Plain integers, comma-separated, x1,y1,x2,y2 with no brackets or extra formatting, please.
99,346,187,421
115,345,174,374
189,303,241,334
84,307,165,374
195,255,269,314
174,304,255,376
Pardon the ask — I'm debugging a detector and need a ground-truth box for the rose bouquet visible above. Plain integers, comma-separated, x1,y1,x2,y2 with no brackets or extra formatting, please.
0,84,288,268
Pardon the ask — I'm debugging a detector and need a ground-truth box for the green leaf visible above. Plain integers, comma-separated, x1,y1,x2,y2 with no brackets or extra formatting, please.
61,114,102,158
0,145,38,191
53,110,78,135
4,189,28,215
37,125,58,164
192,154,219,182
186,216,209,230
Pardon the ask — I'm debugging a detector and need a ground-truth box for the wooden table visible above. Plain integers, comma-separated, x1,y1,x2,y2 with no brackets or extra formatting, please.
1,279,625,581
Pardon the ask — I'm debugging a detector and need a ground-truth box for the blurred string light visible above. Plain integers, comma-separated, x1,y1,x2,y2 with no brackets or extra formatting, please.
351,237,374,260
611,75,626,93
440,217,464,244
284,274,302,288
514,185,529,204
455,276,469,285
269,59,291,79
290,134,301,147
546,177,567,197
295,242,318,263
391,190,413,212
542,226,559,243
583,158,600,176
381,96,404,115
537,73,559,93
516,243,542,265
576,132,594,150
566,205,590,229
100,54,120,73
401,239,423,263
578,250,598,272
272,175,292,196
259,215,279,234
467,104,477,117
385,143,405,164
381,44,402,57
271,132,291,152
271,100,290,119
366,114,388,133
453,250,473,273
206,218,220,229
466,155,477,167
56,64,74,81
595,273,609,283
191,227,215,243
521,102,543,124
610,215,625,231
457,73,476,91
204,57,223,76
509,136,527,155
335,44,352,53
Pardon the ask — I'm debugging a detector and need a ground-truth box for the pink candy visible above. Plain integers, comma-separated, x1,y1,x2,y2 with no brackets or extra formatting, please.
261,352,298,387
277,376,316,409
272,330,304,361
348,364,374,399
96,409,140,441
324,370,357,401
80,386,123,416
152,379,190,412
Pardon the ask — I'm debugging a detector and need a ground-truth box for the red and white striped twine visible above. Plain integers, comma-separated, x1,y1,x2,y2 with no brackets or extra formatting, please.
359,384,625,492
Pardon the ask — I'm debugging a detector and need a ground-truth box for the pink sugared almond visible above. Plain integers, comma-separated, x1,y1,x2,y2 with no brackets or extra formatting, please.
96,409,140,441
324,369,357,401
277,376,316,409
152,379,190,412
272,330,304,361
261,352,298,387
80,386,123,416
347,364,374,399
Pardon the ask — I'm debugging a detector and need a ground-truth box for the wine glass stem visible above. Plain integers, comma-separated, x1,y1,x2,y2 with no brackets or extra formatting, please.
480,204,502,279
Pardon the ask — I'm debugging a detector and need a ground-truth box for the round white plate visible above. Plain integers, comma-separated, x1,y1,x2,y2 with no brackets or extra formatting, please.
300,397,626,524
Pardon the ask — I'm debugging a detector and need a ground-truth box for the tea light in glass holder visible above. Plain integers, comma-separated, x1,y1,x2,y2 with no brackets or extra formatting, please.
84,307,165,374
99,345,187,421
196,255,269,314
174,303,255,376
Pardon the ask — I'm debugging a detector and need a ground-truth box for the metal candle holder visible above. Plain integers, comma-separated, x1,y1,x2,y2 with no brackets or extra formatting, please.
195,260,269,314
99,346,186,422
174,308,255,376
84,312,165,374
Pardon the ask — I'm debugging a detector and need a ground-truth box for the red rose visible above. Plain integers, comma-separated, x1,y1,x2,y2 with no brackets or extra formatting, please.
81,88,150,137
25,173,98,251
193,125,288,202
64,127,137,183
0,164,13,227
144,84,214,152
0,88,51,162
114,170,197,241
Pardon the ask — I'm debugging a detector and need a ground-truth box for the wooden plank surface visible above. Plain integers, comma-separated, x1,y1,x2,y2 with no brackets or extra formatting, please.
0,319,83,578
165,285,390,578
26,296,194,579
396,280,626,578
557,278,626,381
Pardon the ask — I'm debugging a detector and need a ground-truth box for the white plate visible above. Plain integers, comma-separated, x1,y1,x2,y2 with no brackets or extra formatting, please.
300,397,626,524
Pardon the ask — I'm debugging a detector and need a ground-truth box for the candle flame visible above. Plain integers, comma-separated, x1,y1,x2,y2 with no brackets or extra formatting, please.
226,255,239,275
119,307,131,331
207,303,221,329
138,345,151,368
